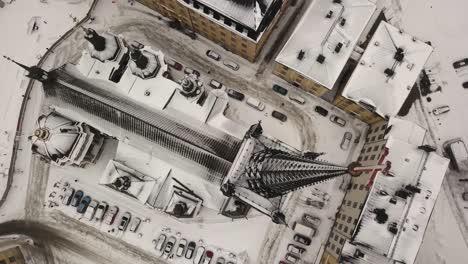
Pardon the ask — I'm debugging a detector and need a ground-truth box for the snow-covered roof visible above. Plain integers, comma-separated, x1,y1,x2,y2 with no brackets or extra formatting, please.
341,22,433,118
346,118,449,264
275,0,376,89
181,0,276,30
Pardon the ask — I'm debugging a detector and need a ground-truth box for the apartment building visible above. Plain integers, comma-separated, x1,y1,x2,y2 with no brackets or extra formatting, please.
137,0,289,62
0,247,25,264
321,119,388,264
333,22,433,124
274,0,376,96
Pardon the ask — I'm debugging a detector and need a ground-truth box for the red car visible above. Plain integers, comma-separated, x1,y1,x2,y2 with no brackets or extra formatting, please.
165,58,183,71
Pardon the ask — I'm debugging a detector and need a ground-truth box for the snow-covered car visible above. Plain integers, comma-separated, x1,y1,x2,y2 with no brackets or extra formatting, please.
77,195,91,214
84,200,98,220
223,60,239,71
71,190,83,207
118,212,131,231
289,94,306,105
340,132,352,150
285,253,300,263
216,257,225,264
202,250,213,264
185,241,196,259
155,234,166,252
302,213,321,227
330,115,346,127
287,244,306,256
162,236,176,258
206,50,221,61
62,188,75,205
209,79,223,89
184,67,200,77
193,246,205,264
246,97,265,111
432,105,450,115
293,234,311,246
95,201,108,221
444,138,468,171
104,206,119,225
176,238,187,257
129,217,141,232
165,58,183,71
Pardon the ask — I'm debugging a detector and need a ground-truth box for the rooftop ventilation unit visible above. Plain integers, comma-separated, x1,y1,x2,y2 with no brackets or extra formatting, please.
335,42,343,53
394,48,405,62
297,50,305,60
384,68,394,77
340,18,346,27
326,10,333,19
316,54,326,64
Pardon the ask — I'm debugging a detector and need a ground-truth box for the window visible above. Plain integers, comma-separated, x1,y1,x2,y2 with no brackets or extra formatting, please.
378,134,384,140
335,247,341,255
353,184,358,189
381,124,387,130
340,238,345,245
370,155,376,160
224,18,232,26
343,226,348,233
347,200,351,206
367,147,372,153
235,23,243,32
203,6,210,14
363,156,368,161
357,156,362,161
213,12,220,20
347,216,352,223
371,136,376,141
341,214,346,220
359,203,364,209
381,144,386,150
336,213,341,218
353,202,358,208
334,234,339,241
373,146,379,151
338,223,343,230
8,256,16,262
0,260,6,264
331,243,336,250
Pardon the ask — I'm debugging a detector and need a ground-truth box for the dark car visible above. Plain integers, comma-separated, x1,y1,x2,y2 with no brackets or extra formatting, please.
185,241,196,259
453,58,468,69
293,234,311,246
118,212,131,231
272,84,288,96
227,89,245,101
71,190,84,207
165,58,183,71
184,67,200,77
272,110,287,122
77,195,91,214
463,81,468,89
206,50,221,61
314,106,328,116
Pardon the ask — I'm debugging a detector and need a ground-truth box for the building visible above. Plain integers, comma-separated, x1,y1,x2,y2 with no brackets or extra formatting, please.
0,235,48,264
333,22,433,124
136,0,290,62
274,0,376,96
320,118,449,264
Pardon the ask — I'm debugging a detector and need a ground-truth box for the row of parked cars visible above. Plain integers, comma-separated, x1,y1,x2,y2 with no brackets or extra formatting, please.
206,50,240,71
153,233,234,264
62,187,141,232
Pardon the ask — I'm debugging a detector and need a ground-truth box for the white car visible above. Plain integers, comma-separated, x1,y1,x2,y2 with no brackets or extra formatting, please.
246,97,265,111
84,200,99,220
162,236,176,258
289,94,306,105
193,246,205,264
340,132,352,150
155,234,167,252
62,188,75,205
223,60,239,71
94,201,108,221
330,115,346,127
209,79,223,89
176,239,187,257
432,105,450,116
206,50,221,61
129,217,141,232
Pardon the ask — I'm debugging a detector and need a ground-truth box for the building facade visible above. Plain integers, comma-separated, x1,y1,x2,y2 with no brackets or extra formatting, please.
321,120,388,264
137,0,290,62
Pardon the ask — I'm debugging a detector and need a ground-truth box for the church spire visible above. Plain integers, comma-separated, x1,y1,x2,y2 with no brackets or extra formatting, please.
3,55,50,82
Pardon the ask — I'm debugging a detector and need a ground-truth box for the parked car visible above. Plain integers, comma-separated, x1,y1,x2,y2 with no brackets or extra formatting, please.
432,105,450,115
289,94,306,104
95,201,108,221
216,257,225,264
184,67,200,77
118,212,131,231
227,89,245,101
463,81,468,89
193,246,205,264
453,58,468,69
71,190,83,207
185,241,196,259
77,195,91,214
285,253,300,263
165,58,183,71
223,60,239,71
287,244,306,256
155,234,167,252
314,106,328,116
62,188,75,205
293,234,311,246
272,84,288,95
129,217,141,232
246,97,265,111
162,236,176,258
302,213,321,227
304,198,325,209
202,250,213,264
206,50,221,61
340,132,352,150
84,200,99,220
293,222,316,237
272,110,287,122
176,239,187,257
209,79,223,89
443,138,468,171
330,115,346,127
104,206,119,225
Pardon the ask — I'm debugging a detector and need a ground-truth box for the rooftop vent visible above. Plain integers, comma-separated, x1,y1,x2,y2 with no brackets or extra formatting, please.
326,10,333,19
335,42,343,53
316,54,326,64
394,48,405,62
340,18,346,27
297,50,305,60
384,68,394,77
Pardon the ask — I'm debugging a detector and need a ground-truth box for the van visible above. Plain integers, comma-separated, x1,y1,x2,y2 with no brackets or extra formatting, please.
246,97,265,111
293,222,316,237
